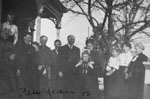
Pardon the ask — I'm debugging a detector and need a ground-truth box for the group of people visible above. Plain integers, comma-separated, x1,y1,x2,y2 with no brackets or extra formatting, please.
104,42,148,99
0,11,149,99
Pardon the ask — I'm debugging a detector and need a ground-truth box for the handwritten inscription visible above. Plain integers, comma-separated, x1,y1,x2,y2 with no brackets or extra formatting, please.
19,88,90,98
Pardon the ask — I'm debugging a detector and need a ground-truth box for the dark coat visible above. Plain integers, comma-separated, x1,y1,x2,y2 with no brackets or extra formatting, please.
57,44,80,99
35,46,52,66
90,50,104,77
0,40,18,98
15,41,35,92
125,53,148,99
75,63,99,99
58,44,80,76
51,49,59,79
15,41,35,75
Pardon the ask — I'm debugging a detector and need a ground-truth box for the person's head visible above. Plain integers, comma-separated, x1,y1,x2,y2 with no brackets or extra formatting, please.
67,35,75,46
40,35,48,46
110,47,120,57
130,48,137,56
54,39,62,50
82,50,91,62
135,43,144,54
24,33,32,45
31,42,39,52
6,11,15,23
86,39,94,51
123,42,131,53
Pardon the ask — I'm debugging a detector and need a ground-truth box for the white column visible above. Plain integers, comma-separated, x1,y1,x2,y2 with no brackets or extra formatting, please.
34,16,41,43
56,21,61,40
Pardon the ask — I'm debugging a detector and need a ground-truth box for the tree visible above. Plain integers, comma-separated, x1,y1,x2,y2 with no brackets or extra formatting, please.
61,0,150,51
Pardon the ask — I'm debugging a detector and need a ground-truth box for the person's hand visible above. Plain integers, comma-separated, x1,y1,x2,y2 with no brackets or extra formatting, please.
124,73,131,79
38,65,43,70
76,60,83,67
10,54,15,60
42,69,46,75
88,62,94,69
106,69,114,76
106,72,111,76
124,68,128,73
59,72,63,77
16,70,21,76
106,66,111,71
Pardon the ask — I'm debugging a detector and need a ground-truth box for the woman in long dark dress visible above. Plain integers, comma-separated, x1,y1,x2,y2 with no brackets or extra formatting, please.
124,43,148,99
85,39,103,99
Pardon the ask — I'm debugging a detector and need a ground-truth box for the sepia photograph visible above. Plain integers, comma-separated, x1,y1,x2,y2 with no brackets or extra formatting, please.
0,0,150,99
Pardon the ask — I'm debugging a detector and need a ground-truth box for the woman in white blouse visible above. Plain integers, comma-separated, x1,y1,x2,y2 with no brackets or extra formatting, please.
104,47,120,99
1,12,18,45
105,43,133,99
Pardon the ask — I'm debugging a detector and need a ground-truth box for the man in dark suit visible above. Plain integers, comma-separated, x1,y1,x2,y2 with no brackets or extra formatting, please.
51,39,62,99
51,39,62,84
58,35,80,99
15,32,35,99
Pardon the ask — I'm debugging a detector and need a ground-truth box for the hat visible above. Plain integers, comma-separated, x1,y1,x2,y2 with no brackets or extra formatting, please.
135,43,145,50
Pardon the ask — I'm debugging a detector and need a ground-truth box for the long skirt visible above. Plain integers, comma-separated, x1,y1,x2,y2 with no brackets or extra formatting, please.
106,66,126,99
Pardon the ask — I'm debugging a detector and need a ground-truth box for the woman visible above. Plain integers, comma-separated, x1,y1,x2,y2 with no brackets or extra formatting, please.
1,12,18,45
85,39,103,98
107,42,133,99
104,47,120,99
125,43,148,99
75,50,99,99
85,39,104,77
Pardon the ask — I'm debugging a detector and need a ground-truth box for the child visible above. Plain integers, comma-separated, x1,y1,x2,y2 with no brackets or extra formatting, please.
75,50,99,99
106,47,120,76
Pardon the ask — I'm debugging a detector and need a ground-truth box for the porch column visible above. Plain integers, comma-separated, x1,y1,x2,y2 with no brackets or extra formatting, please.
34,16,41,43
56,22,61,40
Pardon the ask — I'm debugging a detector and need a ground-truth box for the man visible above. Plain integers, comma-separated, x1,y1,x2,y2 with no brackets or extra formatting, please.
51,39,62,84
51,39,62,99
15,32,35,99
57,35,80,99
35,35,52,99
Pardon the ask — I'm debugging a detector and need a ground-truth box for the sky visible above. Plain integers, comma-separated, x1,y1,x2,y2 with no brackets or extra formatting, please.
38,13,93,50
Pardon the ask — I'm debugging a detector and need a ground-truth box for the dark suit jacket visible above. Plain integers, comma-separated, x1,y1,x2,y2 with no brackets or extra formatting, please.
15,41,35,75
35,46,52,66
58,44,80,76
51,49,59,78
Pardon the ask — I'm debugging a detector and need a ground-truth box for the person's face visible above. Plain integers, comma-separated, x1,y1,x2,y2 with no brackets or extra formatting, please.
40,37,47,46
86,43,94,51
24,35,32,45
123,45,130,52
68,36,75,45
7,15,14,23
82,54,89,62
135,46,143,54
112,50,119,57
54,41,61,50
